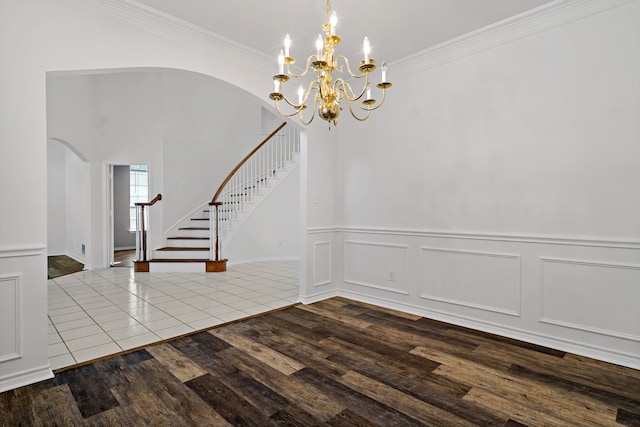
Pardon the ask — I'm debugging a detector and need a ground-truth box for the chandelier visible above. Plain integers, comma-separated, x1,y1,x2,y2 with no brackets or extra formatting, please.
269,0,392,127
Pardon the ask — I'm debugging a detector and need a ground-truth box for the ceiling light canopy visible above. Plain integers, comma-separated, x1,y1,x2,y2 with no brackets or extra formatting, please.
269,0,392,127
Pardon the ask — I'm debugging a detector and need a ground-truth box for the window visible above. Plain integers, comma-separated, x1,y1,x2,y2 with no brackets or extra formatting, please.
129,164,149,230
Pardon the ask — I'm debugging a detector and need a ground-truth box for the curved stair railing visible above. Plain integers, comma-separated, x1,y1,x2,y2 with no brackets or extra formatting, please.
208,122,299,271
133,193,162,272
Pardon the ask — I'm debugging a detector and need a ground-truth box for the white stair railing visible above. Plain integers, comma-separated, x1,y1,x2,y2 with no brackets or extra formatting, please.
208,122,299,263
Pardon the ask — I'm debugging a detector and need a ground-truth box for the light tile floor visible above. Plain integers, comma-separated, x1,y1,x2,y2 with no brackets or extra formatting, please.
47,260,299,370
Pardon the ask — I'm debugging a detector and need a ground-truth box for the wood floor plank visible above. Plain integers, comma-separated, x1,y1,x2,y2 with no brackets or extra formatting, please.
412,346,621,426
462,387,577,427
321,335,468,398
312,319,437,370
295,302,374,329
565,353,640,380
218,346,346,422
210,328,306,375
616,408,640,426
293,366,427,426
446,327,567,358
167,332,293,418
340,370,477,427
325,342,504,426
507,363,640,415
112,357,230,426
186,373,277,426
146,342,208,382
362,321,489,369
326,408,381,426
338,299,423,321
36,384,87,426
52,363,120,418
474,341,640,408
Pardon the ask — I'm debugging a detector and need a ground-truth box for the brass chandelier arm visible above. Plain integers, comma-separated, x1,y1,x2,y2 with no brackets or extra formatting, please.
274,101,305,118
335,55,367,78
334,74,369,102
347,102,372,121
352,86,389,111
299,98,318,125
285,55,318,78
278,80,319,109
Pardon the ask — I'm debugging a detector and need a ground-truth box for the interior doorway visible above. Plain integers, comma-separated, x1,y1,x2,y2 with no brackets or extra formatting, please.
108,164,148,267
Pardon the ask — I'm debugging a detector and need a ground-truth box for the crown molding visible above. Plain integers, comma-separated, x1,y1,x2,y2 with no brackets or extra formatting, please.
392,0,638,79
56,0,272,71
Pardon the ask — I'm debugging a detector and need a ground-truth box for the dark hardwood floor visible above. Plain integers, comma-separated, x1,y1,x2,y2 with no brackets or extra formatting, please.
2,297,639,426
112,249,135,267
48,255,84,279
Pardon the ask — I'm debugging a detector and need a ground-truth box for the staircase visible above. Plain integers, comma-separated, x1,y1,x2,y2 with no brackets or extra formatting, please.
136,122,299,273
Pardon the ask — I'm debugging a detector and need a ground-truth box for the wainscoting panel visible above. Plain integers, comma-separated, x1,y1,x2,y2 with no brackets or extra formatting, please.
420,247,521,316
0,274,21,362
344,240,409,295
313,241,333,287
0,245,52,392
540,257,640,341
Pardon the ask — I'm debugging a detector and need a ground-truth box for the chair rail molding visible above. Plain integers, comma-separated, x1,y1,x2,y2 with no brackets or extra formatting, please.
337,226,640,250
0,245,47,258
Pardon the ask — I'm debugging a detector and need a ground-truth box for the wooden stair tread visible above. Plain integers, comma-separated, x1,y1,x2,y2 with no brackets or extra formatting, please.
190,218,209,221
167,237,210,240
178,227,209,230
156,247,209,251
149,259,210,263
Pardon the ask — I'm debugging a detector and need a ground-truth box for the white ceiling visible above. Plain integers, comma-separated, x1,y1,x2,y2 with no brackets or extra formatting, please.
134,0,554,64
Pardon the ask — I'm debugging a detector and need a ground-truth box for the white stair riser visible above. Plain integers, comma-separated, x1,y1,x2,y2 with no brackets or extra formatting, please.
166,239,210,248
174,228,210,238
153,250,210,259
149,262,206,273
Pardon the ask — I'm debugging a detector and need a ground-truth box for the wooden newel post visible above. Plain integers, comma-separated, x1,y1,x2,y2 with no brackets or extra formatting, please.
206,201,227,272
134,193,162,273
140,205,147,261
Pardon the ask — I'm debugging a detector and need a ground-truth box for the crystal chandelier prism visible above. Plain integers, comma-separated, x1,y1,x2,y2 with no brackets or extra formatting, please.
269,0,392,127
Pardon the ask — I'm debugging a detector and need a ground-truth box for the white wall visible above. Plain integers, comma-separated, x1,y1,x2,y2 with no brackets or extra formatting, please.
47,141,67,255
46,139,92,262
0,0,333,391
335,1,640,368
64,144,91,265
161,69,265,231
226,165,300,264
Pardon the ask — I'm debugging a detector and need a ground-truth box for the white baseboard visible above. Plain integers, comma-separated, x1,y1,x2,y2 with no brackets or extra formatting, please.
227,256,300,266
0,365,53,393
298,288,339,305
114,246,135,251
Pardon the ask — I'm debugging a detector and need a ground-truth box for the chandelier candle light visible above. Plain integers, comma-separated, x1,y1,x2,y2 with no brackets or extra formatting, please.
269,0,392,127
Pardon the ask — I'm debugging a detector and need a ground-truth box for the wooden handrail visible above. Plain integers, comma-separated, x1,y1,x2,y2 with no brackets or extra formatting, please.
210,122,287,205
135,193,162,207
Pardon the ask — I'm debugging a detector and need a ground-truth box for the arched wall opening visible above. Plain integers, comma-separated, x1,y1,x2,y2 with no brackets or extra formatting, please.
46,67,305,270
